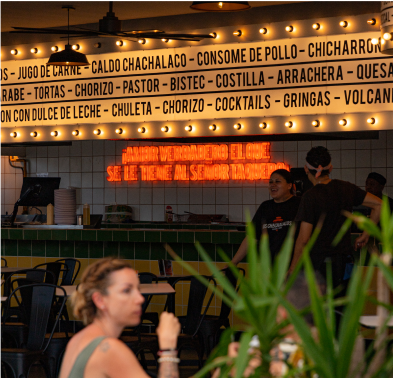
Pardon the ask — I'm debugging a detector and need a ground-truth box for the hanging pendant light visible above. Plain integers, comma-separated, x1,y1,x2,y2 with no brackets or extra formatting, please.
47,6,89,66
190,1,250,11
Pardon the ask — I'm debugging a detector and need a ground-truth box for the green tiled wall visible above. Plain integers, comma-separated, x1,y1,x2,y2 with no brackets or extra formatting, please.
1,228,245,262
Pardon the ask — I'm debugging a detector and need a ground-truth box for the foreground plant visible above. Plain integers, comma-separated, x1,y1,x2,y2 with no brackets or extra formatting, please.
165,199,393,377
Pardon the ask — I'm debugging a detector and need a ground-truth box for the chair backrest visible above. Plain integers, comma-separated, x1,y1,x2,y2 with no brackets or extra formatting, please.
3,268,55,294
56,258,81,285
1,257,8,267
2,283,67,351
171,275,216,336
218,267,245,320
139,272,158,284
33,262,65,285
138,272,158,314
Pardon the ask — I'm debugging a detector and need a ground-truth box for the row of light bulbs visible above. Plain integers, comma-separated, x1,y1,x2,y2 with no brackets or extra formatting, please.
9,37,185,55
11,44,82,56
254,18,377,35
9,18,381,56
8,117,378,138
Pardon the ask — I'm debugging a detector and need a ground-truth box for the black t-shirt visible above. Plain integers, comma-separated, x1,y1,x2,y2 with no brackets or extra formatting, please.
295,179,367,268
252,196,301,260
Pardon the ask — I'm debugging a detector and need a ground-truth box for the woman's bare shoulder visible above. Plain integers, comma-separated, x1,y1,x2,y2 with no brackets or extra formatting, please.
85,338,149,378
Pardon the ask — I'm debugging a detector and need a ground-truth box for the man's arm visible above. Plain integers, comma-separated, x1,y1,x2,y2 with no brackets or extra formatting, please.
288,221,313,274
231,237,248,265
354,192,382,250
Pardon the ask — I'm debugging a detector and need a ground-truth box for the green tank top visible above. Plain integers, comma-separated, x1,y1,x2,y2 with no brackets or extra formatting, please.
67,336,106,378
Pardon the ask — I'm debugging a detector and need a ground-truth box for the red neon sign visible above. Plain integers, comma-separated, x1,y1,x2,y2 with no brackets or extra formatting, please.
107,142,289,182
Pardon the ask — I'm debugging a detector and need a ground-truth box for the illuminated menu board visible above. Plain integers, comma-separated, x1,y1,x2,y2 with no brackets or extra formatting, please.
1,31,392,127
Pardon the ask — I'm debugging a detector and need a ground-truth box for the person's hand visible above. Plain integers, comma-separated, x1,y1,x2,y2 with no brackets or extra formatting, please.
227,342,261,377
156,311,180,350
354,233,369,250
228,342,240,358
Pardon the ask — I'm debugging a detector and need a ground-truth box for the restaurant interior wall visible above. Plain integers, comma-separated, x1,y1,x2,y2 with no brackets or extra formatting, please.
1,0,391,326
2,135,393,221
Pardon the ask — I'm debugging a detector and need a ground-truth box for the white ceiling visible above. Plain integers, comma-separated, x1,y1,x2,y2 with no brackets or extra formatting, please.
1,1,293,32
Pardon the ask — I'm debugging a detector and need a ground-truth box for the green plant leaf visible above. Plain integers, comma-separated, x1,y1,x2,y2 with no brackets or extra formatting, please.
272,224,295,288
234,332,254,378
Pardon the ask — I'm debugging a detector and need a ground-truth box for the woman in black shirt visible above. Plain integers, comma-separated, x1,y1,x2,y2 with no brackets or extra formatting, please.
231,169,301,265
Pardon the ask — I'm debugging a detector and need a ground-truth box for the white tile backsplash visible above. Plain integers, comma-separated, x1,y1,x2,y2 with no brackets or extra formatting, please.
372,149,387,168
2,136,393,222
116,188,128,204
355,150,370,168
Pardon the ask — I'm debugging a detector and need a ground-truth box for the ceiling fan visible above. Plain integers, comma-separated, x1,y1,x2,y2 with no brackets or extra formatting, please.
11,1,215,42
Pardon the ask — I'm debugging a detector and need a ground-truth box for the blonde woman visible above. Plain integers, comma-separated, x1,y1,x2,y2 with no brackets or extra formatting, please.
59,258,180,378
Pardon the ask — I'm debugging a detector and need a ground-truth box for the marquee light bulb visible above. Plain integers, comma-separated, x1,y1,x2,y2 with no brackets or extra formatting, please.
259,122,268,129
30,131,38,137
218,2,223,8
312,23,320,30
339,119,347,126
233,30,242,37
138,38,146,44
339,21,348,28
285,25,294,32
94,129,102,135
162,38,169,43
10,49,18,55
94,43,101,48
72,44,80,50
285,121,293,128
383,32,393,41
115,128,123,134
367,18,376,25
234,123,242,130
50,131,59,137
30,48,38,54
367,117,376,125
311,120,320,127
209,32,217,39
116,40,124,46
259,28,267,34
51,46,59,52
138,127,146,133
161,126,169,132
371,38,380,45
185,125,193,132
72,130,79,136
209,124,217,131
10,131,18,138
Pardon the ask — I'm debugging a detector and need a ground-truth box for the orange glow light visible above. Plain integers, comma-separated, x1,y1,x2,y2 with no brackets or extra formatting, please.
108,142,289,182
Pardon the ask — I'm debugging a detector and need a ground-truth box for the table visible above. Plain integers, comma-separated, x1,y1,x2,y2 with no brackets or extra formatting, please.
54,283,175,297
360,315,393,328
140,283,175,295
56,285,77,297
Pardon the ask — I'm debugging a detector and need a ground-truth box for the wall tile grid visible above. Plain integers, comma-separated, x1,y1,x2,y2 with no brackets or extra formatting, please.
2,134,393,220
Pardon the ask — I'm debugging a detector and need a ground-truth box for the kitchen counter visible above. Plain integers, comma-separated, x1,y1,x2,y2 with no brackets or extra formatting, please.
1,224,246,263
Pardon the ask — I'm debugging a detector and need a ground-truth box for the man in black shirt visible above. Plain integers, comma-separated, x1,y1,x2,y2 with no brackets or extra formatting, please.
289,147,382,287
365,172,393,213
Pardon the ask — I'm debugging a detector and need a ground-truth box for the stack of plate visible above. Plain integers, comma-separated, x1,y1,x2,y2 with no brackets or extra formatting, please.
54,189,76,225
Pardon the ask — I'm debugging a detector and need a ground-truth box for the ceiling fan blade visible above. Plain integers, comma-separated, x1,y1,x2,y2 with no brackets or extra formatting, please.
11,26,70,34
122,29,165,34
159,33,215,39
11,26,99,36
